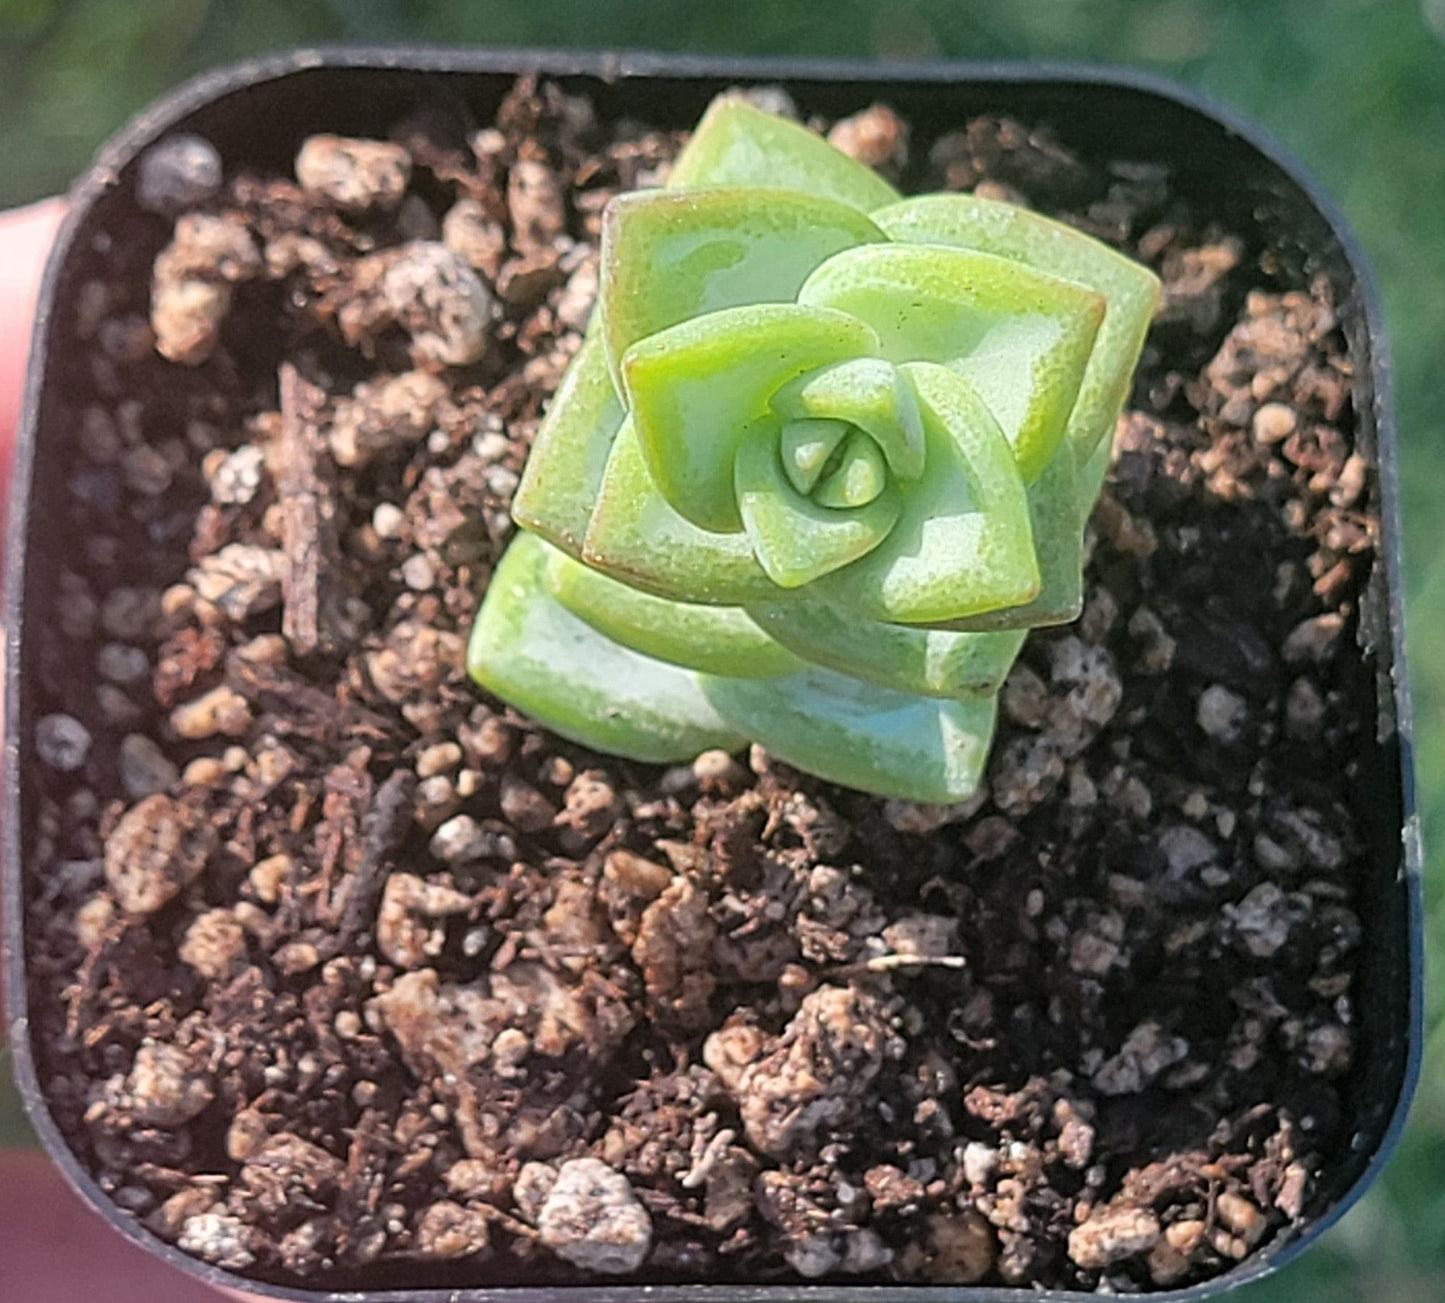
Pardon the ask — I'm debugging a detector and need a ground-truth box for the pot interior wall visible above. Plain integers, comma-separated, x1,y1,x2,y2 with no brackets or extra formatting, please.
8,54,1415,1303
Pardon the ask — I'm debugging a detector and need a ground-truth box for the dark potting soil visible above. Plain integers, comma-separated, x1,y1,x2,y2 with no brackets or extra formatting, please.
19,77,1376,1292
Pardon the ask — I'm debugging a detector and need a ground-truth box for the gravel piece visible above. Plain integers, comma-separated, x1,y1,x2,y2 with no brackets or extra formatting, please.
827,104,908,177
104,794,216,914
36,713,91,771
122,1042,214,1126
1197,683,1248,742
1068,1206,1161,1270
178,1212,256,1270
179,908,247,980
295,135,411,212
538,1159,652,1274
329,371,449,469
507,159,567,252
429,815,487,864
415,1201,491,1259
209,444,266,505
169,685,252,739
443,198,507,278
118,733,180,799
136,134,223,214
381,242,495,366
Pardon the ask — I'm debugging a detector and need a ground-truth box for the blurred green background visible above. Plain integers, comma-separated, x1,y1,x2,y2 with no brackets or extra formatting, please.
1,1,1441,1298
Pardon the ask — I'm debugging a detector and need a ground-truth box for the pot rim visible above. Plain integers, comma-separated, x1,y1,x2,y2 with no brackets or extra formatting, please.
3,46,1422,1303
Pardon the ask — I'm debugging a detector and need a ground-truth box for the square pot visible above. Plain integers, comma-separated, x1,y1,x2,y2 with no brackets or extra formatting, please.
3,47,1422,1302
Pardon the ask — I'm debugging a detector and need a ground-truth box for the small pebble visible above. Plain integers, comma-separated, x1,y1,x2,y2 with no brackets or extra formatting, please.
136,134,223,215
442,197,507,278
74,893,116,948
125,1042,214,1127
1226,882,1310,959
105,794,215,914
538,1158,652,1274
415,1201,490,1260
692,748,747,791
97,643,149,686
248,853,291,904
826,103,908,174
209,444,266,506
1251,402,1297,444
1282,612,1345,664
97,684,143,728
507,159,567,252
177,1212,255,1270
416,741,463,779
178,908,247,980
430,814,486,864
295,135,411,212
119,733,180,799
1196,684,1247,743
1285,677,1326,740
381,242,495,367
170,685,253,739
1157,824,1217,878
36,713,91,771
499,776,557,833
1068,1206,1161,1270
372,502,406,539
401,553,436,591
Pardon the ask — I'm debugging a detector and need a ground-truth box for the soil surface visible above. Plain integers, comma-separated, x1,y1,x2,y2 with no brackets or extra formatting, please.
20,77,1377,1292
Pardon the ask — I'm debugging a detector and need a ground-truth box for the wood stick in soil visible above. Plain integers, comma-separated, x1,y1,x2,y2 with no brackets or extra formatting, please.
277,361,347,658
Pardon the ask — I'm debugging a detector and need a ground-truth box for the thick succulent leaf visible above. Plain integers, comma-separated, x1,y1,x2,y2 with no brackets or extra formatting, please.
699,666,997,803
1079,424,1113,501
799,243,1105,482
542,536,801,678
812,430,888,508
748,598,1025,700
924,431,1085,632
810,362,1038,625
771,357,925,482
937,424,1116,630
875,193,1160,465
668,95,900,213
583,417,785,604
468,533,746,762
511,338,623,556
781,418,850,493
600,187,885,387
734,424,900,588
623,303,878,533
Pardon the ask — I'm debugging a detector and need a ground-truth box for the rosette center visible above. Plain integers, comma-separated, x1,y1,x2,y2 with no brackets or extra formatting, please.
780,419,888,508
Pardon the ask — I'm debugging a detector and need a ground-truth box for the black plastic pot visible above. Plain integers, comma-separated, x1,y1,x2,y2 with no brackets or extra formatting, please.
3,47,1423,1303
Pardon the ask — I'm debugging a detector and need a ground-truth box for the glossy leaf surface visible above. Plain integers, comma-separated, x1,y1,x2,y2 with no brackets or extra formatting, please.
668,95,901,213
799,243,1105,482
876,193,1160,464
584,417,782,604
542,536,801,678
734,422,901,587
809,363,1039,624
471,90,1159,804
623,303,878,531
511,338,622,556
600,187,885,388
749,599,1026,700
698,666,998,804
468,533,746,761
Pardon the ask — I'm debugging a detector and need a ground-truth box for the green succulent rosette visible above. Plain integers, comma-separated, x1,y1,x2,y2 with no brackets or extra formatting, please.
468,95,1160,802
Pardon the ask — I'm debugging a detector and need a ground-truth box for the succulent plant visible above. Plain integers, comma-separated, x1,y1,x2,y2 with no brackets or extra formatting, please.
468,94,1160,803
